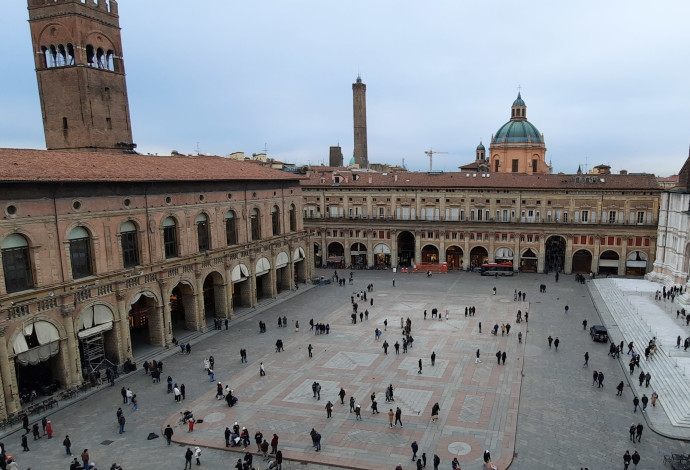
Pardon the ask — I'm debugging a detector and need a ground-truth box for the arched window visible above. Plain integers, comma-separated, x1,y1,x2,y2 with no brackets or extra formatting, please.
196,213,210,252
96,47,105,68
86,44,95,67
40,46,49,68
2,234,34,293
120,220,139,268
162,217,178,258
66,44,74,65
289,204,296,232
250,208,261,241
68,226,93,279
48,45,58,68
57,44,67,66
225,210,237,246
106,50,114,71
271,206,281,236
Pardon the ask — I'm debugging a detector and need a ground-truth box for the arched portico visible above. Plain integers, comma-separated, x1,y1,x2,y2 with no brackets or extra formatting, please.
599,250,620,275
327,242,344,268
374,243,391,268
470,246,488,269
445,246,463,270
572,249,593,274
421,244,439,263
351,242,368,268
626,251,648,276
520,248,538,272
397,231,415,267
545,236,566,273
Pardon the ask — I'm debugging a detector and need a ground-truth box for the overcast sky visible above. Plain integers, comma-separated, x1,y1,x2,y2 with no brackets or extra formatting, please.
1,1,689,176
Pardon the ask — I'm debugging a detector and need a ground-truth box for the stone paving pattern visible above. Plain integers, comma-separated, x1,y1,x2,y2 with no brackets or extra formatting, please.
2,271,688,470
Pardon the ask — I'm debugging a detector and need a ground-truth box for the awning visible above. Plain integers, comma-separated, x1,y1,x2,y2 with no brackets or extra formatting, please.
13,321,61,366
231,264,250,282
78,304,114,338
327,256,344,262
293,247,305,262
599,259,619,267
626,261,647,268
276,251,289,269
131,291,157,305
374,244,391,255
256,257,271,276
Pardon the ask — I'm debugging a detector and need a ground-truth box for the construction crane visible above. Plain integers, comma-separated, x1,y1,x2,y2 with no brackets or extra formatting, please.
424,148,448,172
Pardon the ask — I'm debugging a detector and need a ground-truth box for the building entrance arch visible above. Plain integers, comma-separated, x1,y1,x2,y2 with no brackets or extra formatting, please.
351,242,368,268
255,257,272,300
77,303,117,378
374,243,391,268
12,320,62,402
626,251,648,276
397,231,415,267
327,242,344,268
313,242,321,268
598,250,620,275
520,248,538,272
545,236,566,273
470,246,488,269
275,251,290,293
170,281,196,336
421,244,439,263
203,271,226,327
128,291,161,351
445,246,463,270
572,249,593,274
231,264,251,309
495,247,514,263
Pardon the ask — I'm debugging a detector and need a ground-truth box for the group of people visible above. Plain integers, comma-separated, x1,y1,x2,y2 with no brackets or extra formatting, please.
410,441,442,470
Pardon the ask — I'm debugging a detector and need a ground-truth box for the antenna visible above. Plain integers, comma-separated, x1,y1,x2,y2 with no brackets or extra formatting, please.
195,142,200,156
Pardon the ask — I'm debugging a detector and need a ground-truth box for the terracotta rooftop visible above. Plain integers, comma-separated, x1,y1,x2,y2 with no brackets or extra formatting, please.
300,169,661,190
0,148,302,183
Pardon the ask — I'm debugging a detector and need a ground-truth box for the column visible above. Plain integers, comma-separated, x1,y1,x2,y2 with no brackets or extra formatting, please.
564,234,574,274
0,327,19,414
391,230,398,268
439,231,446,264
514,234,522,273
537,233,545,273
115,289,133,363
463,233,470,270
620,237,629,276
414,230,421,266
60,305,81,386
224,259,234,318
488,232,495,263
157,279,171,346
592,235,601,274
194,268,206,332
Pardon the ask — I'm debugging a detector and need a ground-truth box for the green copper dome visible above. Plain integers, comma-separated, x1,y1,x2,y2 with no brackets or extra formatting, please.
476,142,485,151
512,92,525,107
493,120,543,143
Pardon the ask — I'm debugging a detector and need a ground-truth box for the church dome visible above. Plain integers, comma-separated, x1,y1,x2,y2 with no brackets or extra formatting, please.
476,142,485,151
493,120,543,143
493,93,543,144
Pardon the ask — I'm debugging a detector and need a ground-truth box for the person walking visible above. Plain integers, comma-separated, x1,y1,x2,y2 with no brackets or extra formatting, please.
118,414,125,434
554,337,560,350
21,433,29,452
616,381,624,396
254,431,263,453
411,441,418,461
45,420,53,439
355,404,362,420
388,409,394,427
501,351,507,365
308,344,313,358
418,358,422,374
431,402,440,422
633,396,640,412
651,391,659,407
63,435,72,455
260,439,269,461
349,396,356,412
635,423,643,442
325,401,333,418
383,341,389,355
548,336,553,348
641,394,648,411
313,430,321,452
597,371,604,388
339,387,346,405
395,407,403,427
496,351,501,365
433,453,441,470
260,362,266,376
181,383,186,401
631,451,640,469
431,351,436,366
591,370,598,386
164,425,174,445
194,446,202,466
645,371,651,387
475,348,482,363
623,450,631,470
120,386,127,404
131,394,138,411
583,352,589,367
629,423,636,441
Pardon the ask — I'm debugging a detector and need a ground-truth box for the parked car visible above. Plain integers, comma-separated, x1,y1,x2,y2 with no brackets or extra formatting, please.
589,325,608,342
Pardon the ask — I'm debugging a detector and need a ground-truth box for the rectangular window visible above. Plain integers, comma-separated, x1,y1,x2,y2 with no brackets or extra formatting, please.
609,211,616,224
502,209,508,222
379,207,385,218
582,210,588,222
512,159,519,172
563,212,568,223
121,231,139,267
164,226,178,258
2,246,33,293
637,211,644,224
485,210,490,221
70,238,93,279
460,209,465,221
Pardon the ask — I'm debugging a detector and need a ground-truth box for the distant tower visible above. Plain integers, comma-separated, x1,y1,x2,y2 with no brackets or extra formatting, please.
352,75,368,168
27,0,135,152
329,146,344,167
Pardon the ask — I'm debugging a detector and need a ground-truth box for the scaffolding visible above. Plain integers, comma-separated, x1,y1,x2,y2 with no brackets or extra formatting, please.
80,333,113,377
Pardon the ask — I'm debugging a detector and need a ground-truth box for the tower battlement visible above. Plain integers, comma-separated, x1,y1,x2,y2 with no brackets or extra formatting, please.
28,0,119,18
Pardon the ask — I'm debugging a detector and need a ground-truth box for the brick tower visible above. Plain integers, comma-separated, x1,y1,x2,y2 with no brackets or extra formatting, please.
352,75,368,168
27,0,135,152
